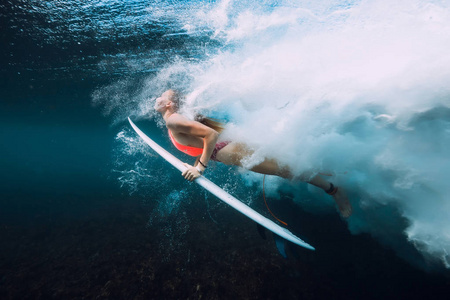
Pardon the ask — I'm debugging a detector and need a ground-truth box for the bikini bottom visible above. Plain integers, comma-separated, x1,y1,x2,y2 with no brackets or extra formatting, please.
210,141,231,161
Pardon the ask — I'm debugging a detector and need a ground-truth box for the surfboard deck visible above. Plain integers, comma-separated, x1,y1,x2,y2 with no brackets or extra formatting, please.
128,118,315,251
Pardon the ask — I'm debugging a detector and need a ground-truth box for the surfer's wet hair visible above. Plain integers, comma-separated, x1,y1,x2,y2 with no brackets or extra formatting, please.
168,89,225,134
195,114,225,133
168,89,181,110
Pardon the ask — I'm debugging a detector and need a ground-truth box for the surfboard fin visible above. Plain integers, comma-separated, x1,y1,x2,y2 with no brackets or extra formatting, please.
273,233,287,258
256,224,267,240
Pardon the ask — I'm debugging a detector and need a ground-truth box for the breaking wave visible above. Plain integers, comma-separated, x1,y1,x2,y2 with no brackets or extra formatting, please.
91,0,450,270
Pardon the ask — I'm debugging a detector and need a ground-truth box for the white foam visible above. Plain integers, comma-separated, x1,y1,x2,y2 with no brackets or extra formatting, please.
101,0,450,269
184,0,450,269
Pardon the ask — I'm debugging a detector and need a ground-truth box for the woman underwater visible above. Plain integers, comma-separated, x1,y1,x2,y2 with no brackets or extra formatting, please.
154,89,352,218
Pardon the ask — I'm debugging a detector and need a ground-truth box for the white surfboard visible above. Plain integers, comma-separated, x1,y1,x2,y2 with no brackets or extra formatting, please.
128,118,315,250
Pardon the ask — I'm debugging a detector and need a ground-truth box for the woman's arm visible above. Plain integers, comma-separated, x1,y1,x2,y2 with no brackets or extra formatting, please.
167,114,219,179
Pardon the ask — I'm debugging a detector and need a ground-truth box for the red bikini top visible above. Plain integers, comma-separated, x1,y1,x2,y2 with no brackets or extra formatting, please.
168,130,203,157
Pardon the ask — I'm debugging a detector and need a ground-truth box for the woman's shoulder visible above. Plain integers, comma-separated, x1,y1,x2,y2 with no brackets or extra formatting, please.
166,113,192,130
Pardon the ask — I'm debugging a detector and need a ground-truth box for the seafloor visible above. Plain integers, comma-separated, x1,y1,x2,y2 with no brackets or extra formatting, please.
1,194,449,300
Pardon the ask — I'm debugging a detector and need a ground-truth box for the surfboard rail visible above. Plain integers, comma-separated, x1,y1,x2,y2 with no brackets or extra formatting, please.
128,117,315,251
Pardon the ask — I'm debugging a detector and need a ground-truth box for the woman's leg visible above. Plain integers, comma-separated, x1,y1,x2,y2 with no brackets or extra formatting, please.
216,143,286,174
216,142,352,217
217,143,328,188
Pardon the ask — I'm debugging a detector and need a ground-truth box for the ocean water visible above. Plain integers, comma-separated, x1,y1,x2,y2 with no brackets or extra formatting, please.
1,0,450,299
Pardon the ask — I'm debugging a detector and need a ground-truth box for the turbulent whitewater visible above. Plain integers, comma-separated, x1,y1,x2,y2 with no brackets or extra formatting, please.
87,0,450,269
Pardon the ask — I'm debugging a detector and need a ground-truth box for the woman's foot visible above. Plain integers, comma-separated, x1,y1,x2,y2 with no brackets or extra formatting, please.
327,184,352,218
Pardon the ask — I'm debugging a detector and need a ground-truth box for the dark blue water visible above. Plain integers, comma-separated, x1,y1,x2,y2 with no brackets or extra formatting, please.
1,1,450,299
